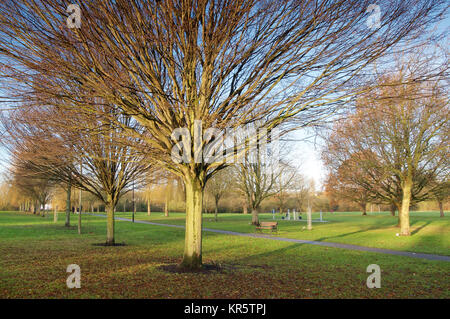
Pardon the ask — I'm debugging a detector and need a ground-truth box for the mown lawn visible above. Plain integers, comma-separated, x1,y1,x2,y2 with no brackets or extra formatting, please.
0,211,449,298
117,210,450,256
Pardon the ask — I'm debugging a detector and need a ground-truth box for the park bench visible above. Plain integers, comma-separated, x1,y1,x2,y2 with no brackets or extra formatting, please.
255,221,278,234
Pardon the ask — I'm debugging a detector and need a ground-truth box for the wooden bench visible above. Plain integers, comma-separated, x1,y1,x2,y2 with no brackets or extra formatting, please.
256,221,278,234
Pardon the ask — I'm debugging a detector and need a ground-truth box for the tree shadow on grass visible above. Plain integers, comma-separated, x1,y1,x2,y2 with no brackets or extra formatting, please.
312,225,387,243
410,221,432,236
92,242,127,247
157,262,227,274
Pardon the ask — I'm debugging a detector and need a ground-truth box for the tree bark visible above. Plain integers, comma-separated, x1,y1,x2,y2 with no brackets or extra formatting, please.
307,206,312,230
243,202,248,215
106,200,115,245
147,197,151,216
251,207,259,225
53,204,57,223
390,203,396,216
164,194,169,217
180,177,203,270
37,202,41,217
395,202,402,227
78,208,82,234
439,201,444,218
65,183,71,227
362,203,367,216
399,178,412,236
214,197,219,222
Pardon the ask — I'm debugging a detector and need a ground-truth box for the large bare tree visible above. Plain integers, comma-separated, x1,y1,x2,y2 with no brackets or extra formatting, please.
0,0,446,268
322,71,449,235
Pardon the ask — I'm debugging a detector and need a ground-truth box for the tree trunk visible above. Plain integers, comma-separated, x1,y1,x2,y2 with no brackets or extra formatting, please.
78,208,82,234
251,207,259,225
214,198,219,222
147,198,151,216
399,178,412,236
362,203,367,216
164,195,169,217
243,202,248,214
65,183,71,227
105,200,115,245
180,177,203,270
307,206,312,230
53,204,57,223
390,203,396,216
395,202,402,227
439,201,444,217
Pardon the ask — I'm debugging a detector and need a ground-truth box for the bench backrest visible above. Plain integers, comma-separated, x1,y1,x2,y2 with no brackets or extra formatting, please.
260,222,277,227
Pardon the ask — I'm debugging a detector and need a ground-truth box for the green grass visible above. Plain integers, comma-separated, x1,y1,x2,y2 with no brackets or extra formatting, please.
116,210,450,256
0,211,449,298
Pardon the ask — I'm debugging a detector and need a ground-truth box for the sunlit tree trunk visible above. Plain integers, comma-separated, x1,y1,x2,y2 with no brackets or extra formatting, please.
147,197,151,216
251,207,259,225
243,202,248,215
78,189,82,235
399,178,412,236
307,206,312,230
65,183,72,228
180,176,203,270
105,199,115,245
53,204,57,223
164,192,169,217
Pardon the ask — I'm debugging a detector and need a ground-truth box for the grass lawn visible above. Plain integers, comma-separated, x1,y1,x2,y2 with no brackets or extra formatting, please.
0,211,449,298
117,211,450,256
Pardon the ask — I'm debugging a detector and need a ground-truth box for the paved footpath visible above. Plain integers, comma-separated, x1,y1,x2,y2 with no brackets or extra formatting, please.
90,214,450,262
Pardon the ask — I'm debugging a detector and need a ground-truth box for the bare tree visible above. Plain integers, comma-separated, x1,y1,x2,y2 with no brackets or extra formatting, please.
205,168,232,221
322,68,449,235
323,155,374,216
3,103,153,244
273,163,297,215
0,0,446,268
430,179,449,217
